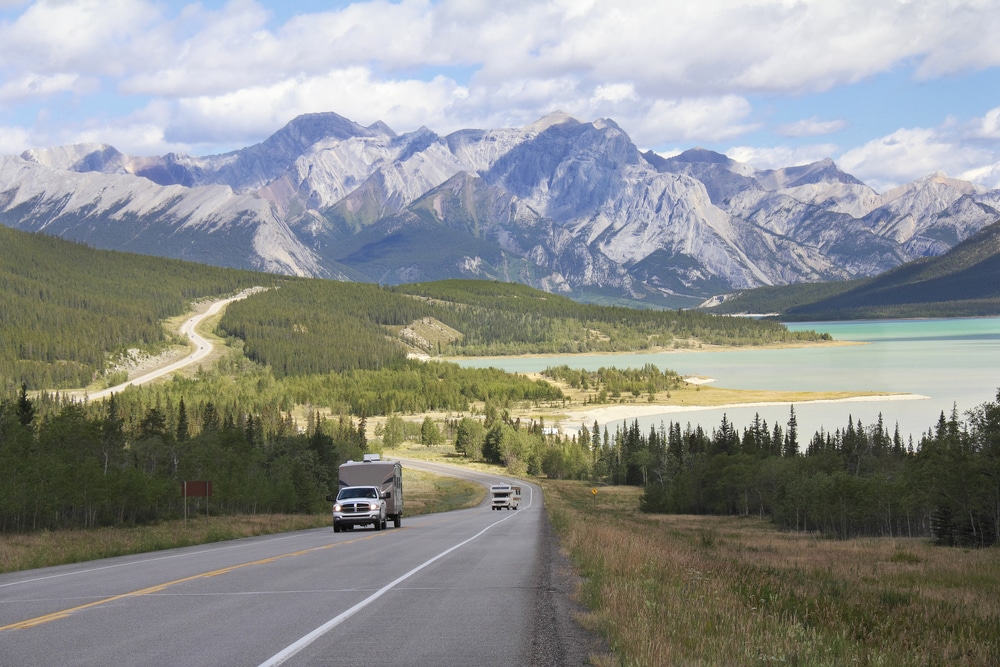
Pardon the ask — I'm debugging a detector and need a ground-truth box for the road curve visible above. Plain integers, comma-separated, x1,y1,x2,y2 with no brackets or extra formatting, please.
82,288,260,401
0,460,604,666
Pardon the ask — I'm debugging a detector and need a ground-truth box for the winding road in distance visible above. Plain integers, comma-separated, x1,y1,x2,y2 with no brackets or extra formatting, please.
81,289,259,401
0,459,598,666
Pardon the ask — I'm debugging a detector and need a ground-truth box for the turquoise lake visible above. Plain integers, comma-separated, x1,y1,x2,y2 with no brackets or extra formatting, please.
453,317,1000,444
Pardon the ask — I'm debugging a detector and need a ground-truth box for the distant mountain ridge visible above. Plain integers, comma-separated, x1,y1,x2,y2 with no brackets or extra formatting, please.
706,216,1000,319
3,111,999,307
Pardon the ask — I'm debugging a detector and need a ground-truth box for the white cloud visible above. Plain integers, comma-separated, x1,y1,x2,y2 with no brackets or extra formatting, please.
452,0,1000,96
591,83,636,105
0,125,30,154
0,0,160,75
968,107,1000,140
9,1,995,111
637,96,758,144
161,68,470,150
909,2,1000,78
821,103,1000,190
959,162,1000,189
838,127,995,192
0,73,96,103
776,117,849,138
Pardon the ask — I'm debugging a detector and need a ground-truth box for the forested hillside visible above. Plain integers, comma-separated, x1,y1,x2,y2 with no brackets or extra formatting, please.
212,278,829,378
2,225,825,395
0,225,275,392
394,280,821,352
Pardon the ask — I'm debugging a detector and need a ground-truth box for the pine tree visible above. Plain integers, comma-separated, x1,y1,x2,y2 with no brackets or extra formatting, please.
16,383,34,427
176,398,190,442
783,406,799,458
202,401,220,434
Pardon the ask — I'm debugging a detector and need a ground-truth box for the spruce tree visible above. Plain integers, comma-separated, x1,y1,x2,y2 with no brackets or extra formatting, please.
16,383,34,427
783,406,799,457
176,398,190,442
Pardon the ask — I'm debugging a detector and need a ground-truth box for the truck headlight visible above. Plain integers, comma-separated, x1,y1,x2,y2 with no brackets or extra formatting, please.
368,502,380,511
333,504,342,512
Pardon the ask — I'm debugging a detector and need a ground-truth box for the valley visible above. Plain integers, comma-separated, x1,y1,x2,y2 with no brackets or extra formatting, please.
55,283,882,436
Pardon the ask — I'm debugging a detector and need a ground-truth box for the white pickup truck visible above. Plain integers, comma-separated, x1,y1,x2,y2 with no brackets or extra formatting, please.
330,485,387,532
490,484,521,510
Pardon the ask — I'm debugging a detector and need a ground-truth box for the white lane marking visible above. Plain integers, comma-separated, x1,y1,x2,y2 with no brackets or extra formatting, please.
257,509,527,667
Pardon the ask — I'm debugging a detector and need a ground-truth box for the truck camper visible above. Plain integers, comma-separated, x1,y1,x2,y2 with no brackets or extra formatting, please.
328,454,404,530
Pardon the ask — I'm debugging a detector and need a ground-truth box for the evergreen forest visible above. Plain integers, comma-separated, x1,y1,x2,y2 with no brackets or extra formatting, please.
2,225,823,394
623,401,1000,548
0,225,276,392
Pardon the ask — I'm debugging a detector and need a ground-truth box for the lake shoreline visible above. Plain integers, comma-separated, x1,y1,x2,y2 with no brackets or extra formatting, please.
448,317,1000,441
444,338,863,363
554,392,927,432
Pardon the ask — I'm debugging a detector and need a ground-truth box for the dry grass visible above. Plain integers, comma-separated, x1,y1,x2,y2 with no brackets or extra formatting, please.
542,480,1000,667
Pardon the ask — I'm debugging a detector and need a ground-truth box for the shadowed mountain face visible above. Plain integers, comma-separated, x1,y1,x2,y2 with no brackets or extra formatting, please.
3,111,998,307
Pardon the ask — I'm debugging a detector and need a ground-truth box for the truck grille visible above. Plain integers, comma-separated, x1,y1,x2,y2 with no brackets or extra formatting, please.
341,502,369,512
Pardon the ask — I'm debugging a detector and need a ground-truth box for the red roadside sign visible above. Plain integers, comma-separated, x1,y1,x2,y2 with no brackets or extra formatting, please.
183,481,212,497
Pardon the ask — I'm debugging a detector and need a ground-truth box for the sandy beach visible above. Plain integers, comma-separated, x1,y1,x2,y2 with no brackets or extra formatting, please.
555,392,927,432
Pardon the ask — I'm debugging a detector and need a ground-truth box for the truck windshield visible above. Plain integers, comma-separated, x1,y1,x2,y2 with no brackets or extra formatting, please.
339,488,377,499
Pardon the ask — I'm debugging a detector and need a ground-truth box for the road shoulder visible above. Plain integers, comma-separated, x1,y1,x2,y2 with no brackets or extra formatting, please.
531,511,614,666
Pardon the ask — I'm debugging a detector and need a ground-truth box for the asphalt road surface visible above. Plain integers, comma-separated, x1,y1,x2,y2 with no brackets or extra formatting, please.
0,460,602,666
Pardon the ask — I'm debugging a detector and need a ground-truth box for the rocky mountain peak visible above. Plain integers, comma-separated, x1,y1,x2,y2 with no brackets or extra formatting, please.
21,143,126,173
525,111,580,133
365,120,397,137
660,148,756,179
2,110,1000,308
756,158,864,190
264,111,380,151
669,147,734,165
882,171,985,205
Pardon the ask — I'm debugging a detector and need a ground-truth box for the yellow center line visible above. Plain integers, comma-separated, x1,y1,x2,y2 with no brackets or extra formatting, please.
1,532,385,632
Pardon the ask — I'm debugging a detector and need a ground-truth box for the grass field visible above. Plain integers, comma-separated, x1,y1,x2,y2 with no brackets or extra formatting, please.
542,480,1000,667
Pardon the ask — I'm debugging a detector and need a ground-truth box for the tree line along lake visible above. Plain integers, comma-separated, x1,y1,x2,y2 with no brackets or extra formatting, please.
453,317,1000,447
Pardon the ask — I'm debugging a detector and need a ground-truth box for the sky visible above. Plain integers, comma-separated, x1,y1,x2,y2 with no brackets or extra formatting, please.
1,0,1000,193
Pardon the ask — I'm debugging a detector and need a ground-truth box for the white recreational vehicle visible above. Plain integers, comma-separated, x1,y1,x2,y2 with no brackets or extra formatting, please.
329,454,404,531
490,484,521,510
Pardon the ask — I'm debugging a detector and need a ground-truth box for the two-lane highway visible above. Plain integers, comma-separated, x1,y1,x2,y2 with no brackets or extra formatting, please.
0,463,591,666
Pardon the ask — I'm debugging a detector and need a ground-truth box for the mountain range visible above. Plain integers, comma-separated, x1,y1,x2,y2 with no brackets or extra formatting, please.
2,111,999,308
709,214,1000,319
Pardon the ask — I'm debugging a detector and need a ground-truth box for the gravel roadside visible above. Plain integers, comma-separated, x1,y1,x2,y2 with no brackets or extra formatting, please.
530,511,614,666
